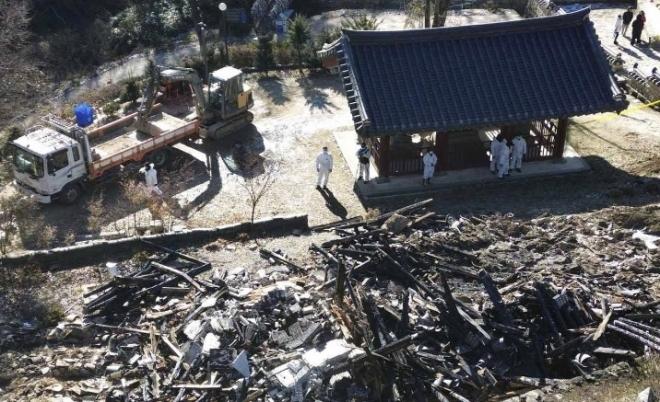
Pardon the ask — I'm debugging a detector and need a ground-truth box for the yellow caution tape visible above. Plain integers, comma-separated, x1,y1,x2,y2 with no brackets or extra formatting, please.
587,99,660,123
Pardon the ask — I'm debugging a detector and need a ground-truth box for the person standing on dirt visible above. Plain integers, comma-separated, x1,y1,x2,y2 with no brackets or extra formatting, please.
422,148,437,187
622,7,634,36
511,133,527,173
490,136,500,174
496,134,510,179
631,13,644,46
356,142,372,183
316,146,333,190
140,162,163,196
614,15,623,45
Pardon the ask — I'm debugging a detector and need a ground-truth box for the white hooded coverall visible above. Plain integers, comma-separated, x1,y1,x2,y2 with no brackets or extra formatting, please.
356,146,371,181
497,140,510,178
511,135,527,169
140,164,163,196
422,151,438,180
316,151,333,187
489,140,500,172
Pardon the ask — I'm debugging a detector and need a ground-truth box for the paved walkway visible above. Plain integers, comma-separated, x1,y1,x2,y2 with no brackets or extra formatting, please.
565,2,660,75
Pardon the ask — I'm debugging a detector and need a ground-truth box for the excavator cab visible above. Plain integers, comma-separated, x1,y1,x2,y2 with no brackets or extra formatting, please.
209,66,253,120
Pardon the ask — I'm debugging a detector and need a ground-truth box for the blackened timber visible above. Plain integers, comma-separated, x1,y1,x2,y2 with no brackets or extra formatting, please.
478,270,514,326
140,239,209,265
258,249,306,273
534,283,565,345
397,289,410,337
592,347,637,357
138,263,212,296
425,253,480,279
546,334,591,358
335,259,346,303
619,318,660,337
337,199,434,229
613,319,660,344
151,262,206,293
310,216,363,231
311,242,339,265
324,333,420,378
321,229,387,248
607,324,660,352
334,248,375,259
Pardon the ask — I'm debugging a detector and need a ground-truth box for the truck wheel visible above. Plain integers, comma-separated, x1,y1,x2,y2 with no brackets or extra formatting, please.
60,183,81,205
148,149,169,168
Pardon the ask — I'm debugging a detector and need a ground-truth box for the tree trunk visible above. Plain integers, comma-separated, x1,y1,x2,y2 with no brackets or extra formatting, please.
424,0,431,28
433,0,451,27
433,0,440,27
188,0,204,49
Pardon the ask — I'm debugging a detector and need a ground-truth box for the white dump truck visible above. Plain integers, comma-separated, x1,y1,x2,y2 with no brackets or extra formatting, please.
12,111,198,204
11,65,255,204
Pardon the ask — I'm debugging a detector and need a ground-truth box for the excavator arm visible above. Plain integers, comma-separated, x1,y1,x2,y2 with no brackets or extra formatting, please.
137,65,211,124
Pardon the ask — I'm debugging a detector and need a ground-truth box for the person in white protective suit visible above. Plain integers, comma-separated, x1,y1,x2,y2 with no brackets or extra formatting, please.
356,142,372,183
422,148,438,187
511,133,527,172
496,134,510,179
315,146,333,190
139,162,163,196
489,137,500,174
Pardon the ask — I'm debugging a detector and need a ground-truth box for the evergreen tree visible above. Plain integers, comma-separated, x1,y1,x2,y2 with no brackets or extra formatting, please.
287,14,311,72
256,35,277,76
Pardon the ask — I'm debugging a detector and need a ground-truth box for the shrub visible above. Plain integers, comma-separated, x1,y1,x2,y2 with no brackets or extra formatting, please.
121,77,142,104
229,44,258,68
274,41,294,65
103,101,120,116
341,12,381,31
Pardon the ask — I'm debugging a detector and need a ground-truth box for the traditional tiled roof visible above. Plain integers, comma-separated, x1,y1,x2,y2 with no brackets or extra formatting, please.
336,8,627,137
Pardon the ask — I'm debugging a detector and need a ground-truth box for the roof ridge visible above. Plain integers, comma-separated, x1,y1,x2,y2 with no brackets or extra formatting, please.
342,8,590,44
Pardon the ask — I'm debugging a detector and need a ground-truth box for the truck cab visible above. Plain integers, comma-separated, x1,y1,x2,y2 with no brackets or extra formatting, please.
12,126,87,204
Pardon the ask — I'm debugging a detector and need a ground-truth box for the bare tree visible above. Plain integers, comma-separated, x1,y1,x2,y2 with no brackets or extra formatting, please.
237,159,280,227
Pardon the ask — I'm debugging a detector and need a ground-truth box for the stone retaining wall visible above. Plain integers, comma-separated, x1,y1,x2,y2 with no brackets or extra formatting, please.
0,214,308,270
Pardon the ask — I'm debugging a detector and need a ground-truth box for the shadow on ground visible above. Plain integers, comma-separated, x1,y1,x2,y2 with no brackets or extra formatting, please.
360,155,660,224
258,76,290,106
297,75,340,113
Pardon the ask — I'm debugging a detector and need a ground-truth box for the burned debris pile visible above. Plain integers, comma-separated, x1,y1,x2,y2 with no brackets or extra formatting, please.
38,200,660,401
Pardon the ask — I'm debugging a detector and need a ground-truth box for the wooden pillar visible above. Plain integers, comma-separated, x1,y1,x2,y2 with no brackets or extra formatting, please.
554,118,568,158
378,135,391,178
434,131,448,170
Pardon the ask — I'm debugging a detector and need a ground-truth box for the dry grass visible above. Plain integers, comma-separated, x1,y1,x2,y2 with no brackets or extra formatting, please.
560,356,660,402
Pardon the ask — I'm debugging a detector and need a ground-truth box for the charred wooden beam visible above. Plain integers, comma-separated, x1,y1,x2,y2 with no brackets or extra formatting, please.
478,270,514,326
321,229,387,248
259,249,306,273
337,199,434,229
151,262,206,293
607,323,660,352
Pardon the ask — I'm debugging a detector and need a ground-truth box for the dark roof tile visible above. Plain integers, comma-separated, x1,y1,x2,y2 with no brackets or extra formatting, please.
337,8,627,137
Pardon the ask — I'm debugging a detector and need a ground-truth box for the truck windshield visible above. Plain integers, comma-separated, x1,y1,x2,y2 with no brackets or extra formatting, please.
13,147,44,178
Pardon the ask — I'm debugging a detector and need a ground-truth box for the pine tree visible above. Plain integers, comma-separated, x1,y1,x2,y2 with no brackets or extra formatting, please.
287,14,312,73
256,35,276,76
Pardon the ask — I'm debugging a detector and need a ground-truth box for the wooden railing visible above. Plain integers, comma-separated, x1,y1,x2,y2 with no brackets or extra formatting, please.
369,120,559,176
390,148,425,175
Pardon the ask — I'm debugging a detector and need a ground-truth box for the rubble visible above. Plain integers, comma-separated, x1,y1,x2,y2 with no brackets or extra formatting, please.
6,199,660,401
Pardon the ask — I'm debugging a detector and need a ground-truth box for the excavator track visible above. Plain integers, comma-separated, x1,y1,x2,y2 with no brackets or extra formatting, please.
204,112,254,140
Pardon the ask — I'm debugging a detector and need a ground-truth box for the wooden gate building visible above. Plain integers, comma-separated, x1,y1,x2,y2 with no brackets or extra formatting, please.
333,8,628,177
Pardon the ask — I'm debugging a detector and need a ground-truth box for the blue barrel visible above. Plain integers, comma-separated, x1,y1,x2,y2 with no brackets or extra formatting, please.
74,103,94,128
